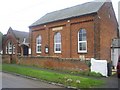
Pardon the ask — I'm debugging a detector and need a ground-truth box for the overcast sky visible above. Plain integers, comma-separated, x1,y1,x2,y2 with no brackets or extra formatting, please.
0,0,119,34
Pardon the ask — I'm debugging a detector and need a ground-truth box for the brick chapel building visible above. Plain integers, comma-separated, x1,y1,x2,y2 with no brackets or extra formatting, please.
2,27,29,56
29,1,118,61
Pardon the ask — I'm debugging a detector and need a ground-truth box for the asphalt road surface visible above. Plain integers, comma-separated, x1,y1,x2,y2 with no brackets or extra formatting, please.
97,74,120,89
2,72,63,88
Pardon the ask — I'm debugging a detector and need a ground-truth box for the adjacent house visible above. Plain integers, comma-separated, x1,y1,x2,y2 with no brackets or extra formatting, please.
2,27,29,56
111,38,120,68
29,1,118,62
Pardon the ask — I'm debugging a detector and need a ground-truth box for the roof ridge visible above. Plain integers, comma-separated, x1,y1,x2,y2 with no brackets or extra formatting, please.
46,1,93,15
12,30,28,33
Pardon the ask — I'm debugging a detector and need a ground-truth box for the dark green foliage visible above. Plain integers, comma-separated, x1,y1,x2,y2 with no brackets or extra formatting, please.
0,32,3,51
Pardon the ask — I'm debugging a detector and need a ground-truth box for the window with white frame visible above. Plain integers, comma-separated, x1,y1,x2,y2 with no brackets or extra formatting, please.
6,46,8,54
78,29,87,53
5,41,15,54
54,32,61,53
36,35,42,53
13,45,15,54
8,42,12,54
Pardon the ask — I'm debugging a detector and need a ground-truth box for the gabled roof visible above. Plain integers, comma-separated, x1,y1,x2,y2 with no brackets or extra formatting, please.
30,1,105,27
13,30,29,43
8,27,29,43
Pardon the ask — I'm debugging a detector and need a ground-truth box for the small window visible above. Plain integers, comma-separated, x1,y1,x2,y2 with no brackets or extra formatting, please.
13,45,15,54
54,32,61,53
8,42,12,54
78,29,87,53
36,35,42,53
6,46,8,54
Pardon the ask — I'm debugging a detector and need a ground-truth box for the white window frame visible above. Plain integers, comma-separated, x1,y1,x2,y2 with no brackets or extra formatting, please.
6,46,8,54
78,29,87,53
8,42,12,54
36,35,42,53
13,45,15,54
54,32,61,53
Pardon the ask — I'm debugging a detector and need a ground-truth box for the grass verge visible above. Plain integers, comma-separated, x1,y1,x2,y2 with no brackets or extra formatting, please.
2,64,104,88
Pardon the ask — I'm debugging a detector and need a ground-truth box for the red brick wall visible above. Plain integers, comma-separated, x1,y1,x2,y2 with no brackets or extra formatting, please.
98,2,118,61
18,56,89,71
30,15,95,59
2,55,17,63
2,55,11,63
70,16,95,59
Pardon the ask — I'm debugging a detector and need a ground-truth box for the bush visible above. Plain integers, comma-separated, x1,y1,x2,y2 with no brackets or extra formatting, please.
70,70,103,77
85,60,91,67
89,71,103,77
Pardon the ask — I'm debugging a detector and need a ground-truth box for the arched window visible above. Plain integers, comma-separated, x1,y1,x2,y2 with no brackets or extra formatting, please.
6,41,15,54
54,32,61,53
78,29,87,53
36,35,42,53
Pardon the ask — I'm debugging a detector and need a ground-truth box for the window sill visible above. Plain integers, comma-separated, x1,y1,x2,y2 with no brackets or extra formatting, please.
78,51,87,54
54,51,61,54
36,52,42,54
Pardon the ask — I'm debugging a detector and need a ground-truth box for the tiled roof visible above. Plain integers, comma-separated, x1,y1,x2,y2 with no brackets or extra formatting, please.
12,30,29,43
30,1,105,27
8,27,29,43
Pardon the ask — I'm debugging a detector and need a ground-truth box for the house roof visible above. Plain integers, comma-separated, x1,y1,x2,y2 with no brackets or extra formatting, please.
8,27,29,43
112,38,120,48
30,1,105,27
12,30,29,43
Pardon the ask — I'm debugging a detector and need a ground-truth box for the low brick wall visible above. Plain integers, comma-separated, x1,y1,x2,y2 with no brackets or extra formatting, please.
2,55,11,63
18,56,89,71
2,55,17,64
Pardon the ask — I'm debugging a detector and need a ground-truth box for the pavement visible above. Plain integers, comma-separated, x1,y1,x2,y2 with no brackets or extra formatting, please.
2,72,64,88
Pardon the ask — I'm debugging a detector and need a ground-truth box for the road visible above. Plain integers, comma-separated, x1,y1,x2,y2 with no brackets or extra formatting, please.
97,74,120,89
2,72,64,88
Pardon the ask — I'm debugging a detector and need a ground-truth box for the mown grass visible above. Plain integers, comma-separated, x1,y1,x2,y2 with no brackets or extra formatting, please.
2,64,104,88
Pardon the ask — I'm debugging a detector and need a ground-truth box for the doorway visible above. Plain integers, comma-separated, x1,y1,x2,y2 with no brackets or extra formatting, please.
22,45,29,56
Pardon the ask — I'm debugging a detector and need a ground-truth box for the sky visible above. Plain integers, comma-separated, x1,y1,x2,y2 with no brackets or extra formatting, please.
0,0,119,34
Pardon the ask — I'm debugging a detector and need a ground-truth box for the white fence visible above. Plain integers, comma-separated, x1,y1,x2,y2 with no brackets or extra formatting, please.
91,58,108,77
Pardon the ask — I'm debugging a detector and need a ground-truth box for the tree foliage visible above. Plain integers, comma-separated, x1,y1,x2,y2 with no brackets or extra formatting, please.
0,32,3,51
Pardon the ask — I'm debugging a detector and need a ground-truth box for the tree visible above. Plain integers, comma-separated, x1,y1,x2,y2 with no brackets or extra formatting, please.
0,32,3,51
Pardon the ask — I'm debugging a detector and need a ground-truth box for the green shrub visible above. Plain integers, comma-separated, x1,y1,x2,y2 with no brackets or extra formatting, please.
89,71,103,77
70,70,103,77
85,60,91,67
